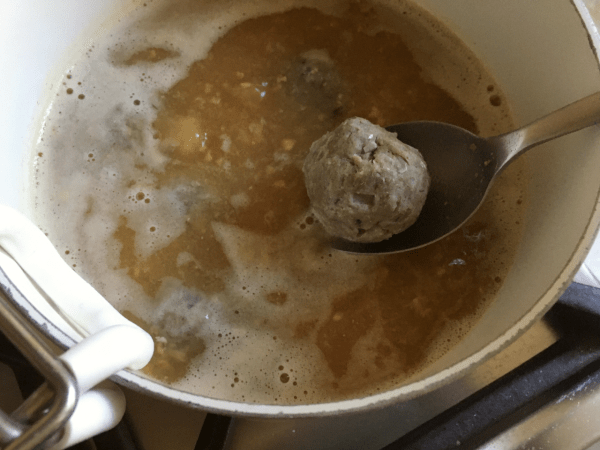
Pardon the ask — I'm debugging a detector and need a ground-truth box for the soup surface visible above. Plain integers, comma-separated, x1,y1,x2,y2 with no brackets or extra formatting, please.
31,0,526,404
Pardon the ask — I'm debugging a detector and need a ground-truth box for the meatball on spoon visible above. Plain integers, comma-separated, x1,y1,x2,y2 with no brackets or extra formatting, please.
334,91,600,254
304,118,430,244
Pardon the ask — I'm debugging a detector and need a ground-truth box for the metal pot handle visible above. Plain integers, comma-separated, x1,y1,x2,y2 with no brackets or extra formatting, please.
0,205,154,449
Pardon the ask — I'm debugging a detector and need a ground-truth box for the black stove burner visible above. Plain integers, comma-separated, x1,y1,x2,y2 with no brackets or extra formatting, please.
1,282,600,450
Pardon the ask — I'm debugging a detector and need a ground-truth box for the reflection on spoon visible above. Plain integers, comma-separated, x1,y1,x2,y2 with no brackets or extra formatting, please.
334,91,600,254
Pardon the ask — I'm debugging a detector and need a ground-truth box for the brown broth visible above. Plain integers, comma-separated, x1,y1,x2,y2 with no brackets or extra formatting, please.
31,0,526,404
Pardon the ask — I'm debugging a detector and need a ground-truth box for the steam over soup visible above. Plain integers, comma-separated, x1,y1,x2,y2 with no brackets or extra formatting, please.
31,0,526,404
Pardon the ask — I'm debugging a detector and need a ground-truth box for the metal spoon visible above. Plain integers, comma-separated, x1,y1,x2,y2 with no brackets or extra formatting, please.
334,91,600,254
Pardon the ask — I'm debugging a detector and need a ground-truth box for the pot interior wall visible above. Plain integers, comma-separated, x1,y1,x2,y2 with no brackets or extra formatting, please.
1,0,600,412
0,0,128,212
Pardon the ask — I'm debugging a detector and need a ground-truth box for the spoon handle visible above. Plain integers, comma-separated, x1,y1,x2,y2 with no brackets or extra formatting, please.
492,91,600,167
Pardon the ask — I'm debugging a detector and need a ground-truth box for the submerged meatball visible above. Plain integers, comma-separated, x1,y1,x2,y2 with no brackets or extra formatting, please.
303,117,430,243
284,49,347,118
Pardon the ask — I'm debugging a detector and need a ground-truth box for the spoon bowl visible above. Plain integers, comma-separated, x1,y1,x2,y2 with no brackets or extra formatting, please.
334,91,600,254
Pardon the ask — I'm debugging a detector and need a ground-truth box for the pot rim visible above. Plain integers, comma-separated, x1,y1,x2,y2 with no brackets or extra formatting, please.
4,0,600,419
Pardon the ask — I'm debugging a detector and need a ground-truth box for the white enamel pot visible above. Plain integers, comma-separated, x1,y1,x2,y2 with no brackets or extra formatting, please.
1,0,600,423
